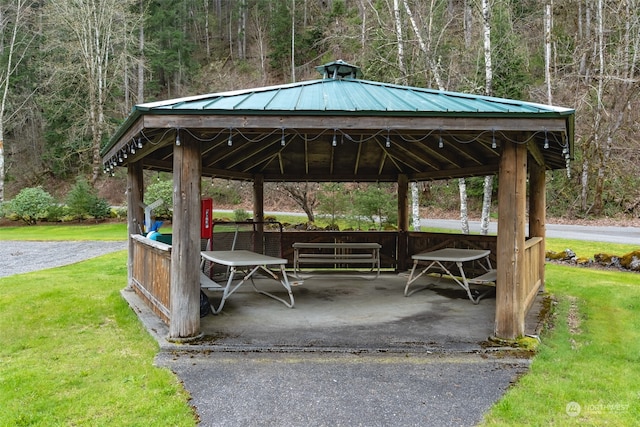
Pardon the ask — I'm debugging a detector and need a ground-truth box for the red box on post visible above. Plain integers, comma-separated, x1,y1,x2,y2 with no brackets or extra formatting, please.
201,198,213,239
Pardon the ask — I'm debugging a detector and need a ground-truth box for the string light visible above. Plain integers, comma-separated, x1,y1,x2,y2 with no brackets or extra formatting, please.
104,126,571,173
543,129,549,149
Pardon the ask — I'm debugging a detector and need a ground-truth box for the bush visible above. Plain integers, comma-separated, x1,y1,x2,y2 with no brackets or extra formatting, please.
45,204,68,222
145,179,173,219
233,208,251,221
4,187,56,224
66,177,111,220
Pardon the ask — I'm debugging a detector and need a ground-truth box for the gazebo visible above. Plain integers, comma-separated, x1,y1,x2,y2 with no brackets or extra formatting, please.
102,60,574,341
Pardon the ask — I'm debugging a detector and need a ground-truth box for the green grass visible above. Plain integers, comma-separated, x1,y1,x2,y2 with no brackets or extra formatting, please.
0,223,128,241
0,252,196,426
482,264,640,425
546,238,638,259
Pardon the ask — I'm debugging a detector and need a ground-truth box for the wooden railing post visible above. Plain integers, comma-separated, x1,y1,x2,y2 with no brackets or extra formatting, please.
495,141,527,340
169,131,202,340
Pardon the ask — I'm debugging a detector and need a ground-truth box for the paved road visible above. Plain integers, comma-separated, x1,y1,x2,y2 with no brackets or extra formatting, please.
420,219,640,245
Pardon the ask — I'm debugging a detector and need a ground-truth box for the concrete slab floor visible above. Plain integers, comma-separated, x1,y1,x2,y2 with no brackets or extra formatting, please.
192,273,544,353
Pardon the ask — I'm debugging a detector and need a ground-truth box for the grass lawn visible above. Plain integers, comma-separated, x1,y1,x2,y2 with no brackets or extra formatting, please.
0,251,196,426
0,223,129,241
482,263,640,425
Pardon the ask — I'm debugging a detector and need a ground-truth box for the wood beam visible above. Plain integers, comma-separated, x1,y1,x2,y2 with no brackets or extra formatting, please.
495,141,527,340
169,132,202,340
141,114,570,134
253,174,264,223
397,174,409,271
127,160,144,289
529,156,546,290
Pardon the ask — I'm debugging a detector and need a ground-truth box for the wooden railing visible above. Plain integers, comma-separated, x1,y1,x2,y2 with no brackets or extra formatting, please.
131,235,171,323
523,237,544,314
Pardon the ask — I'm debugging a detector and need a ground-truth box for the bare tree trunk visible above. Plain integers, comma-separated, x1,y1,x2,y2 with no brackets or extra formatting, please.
481,0,492,95
544,1,553,105
402,0,444,90
237,0,246,59
290,0,295,82
204,0,210,58
282,183,317,223
458,178,470,234
138,0,144,103
480,175,493,235
393,0,407,81
464,0,473,48
411,182,420,231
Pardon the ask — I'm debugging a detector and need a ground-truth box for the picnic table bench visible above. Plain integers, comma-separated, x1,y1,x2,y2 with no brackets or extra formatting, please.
292,242,381,279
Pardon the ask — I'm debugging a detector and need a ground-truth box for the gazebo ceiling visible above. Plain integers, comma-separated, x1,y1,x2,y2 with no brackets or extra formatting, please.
102,60,575,182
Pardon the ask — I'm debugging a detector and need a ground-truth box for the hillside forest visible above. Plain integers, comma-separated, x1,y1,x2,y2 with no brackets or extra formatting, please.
1,0,639,221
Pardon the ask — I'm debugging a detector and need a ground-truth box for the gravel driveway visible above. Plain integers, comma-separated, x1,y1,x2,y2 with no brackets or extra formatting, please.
0,240,127,278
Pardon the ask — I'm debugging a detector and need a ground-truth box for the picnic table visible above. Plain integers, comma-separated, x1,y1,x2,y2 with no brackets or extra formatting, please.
200,250,294,313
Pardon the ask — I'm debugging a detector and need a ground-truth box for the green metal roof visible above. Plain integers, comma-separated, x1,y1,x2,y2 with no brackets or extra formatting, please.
135,77,573,116
102,60,575,181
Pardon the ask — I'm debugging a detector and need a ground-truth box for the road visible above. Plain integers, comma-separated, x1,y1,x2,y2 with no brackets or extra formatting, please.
420,218,640,245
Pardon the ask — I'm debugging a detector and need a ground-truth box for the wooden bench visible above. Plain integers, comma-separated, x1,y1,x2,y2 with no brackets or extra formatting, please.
292,242,381,279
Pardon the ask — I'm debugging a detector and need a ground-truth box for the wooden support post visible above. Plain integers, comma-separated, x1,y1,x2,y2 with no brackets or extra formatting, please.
253,174,264,250
529,156,546,289
495,141,527,340
169,132,202,340
397,174,409,271
127,161,144,289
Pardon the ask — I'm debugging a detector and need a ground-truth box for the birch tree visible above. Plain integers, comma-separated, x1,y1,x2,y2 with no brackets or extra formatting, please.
46,0,136,185
392,0,422,230
0,0,34,203
479,0,493,236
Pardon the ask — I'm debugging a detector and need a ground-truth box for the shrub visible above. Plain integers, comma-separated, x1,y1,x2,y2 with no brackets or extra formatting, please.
66,177,111,220
233,208,251,221
4,187,56,224
45,204,68,222
145,179,173,219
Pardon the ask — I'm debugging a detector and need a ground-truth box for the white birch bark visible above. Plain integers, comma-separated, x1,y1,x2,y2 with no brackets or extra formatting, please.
458,178,470,234
291,0,295,82
393,0,407,81
402,0,444,90
544,1,553,105
480,175,493,235
411,182,420,231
